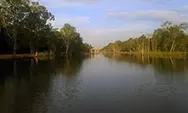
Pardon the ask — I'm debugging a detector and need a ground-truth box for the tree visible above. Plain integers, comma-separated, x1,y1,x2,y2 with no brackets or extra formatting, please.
161,21,186,52
0,0,91,56
0,8,4,32
102,21,188,53
60,23,77,56
82,43,92,52
0,0,30,54
22,1,54,54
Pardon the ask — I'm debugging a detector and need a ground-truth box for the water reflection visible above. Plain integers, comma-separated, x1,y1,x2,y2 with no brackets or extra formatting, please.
103,53,188,98
103,53,188,74
44,56,85,113
89,54,100,59
0,54,188,113
0,56,86,113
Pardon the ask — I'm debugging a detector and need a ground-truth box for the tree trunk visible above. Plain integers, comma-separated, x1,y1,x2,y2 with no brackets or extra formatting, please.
66,45,69,58
154,42,157,52
51,44,56,56
12,28,17,55
141,42,144,56
170,40,175,52
29,42,34,54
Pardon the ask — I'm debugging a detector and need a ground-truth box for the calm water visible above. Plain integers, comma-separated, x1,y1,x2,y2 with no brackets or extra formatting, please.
0,54,188,113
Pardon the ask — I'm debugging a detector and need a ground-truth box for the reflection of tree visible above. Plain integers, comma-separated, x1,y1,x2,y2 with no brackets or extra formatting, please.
44,56,86,112
105,53,188,97
0,56,87,113
56,55,86,76
104,52,188,96
139,68,188,97
0,59,57,113
103,53,188,74
89,54,99,59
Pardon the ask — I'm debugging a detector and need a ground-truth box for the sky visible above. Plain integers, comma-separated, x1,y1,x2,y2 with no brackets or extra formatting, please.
36,0,188,48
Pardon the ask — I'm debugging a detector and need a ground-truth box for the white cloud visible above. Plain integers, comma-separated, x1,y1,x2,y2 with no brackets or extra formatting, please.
106,9,188,24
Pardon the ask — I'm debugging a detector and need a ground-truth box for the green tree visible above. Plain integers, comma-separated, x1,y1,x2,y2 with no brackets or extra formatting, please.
0,0,92,56
0,0,30,54
22,1,54,54
161,21,186,52
102,21,188,54
60,23,77,56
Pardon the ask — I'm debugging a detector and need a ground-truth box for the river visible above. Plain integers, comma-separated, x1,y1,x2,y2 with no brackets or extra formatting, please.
0,54,188,113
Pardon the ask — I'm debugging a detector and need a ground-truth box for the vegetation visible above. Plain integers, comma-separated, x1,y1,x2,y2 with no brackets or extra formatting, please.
102,21,188,56
0,0,92,56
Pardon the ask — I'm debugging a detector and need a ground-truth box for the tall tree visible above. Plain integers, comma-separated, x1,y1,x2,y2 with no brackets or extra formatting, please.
0,0,30,54
0,0,92,55
60,23,77,56
161,21,186,52
22,1,54,54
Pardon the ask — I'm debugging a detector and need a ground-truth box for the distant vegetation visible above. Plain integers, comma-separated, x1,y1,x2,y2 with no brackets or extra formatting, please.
102,21,188,55
0,0,92,56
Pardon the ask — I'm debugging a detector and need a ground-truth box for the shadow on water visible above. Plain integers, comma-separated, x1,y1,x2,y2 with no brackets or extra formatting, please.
1,54,188,113
103,53,188,99
0,55,87,113
103,53,188,74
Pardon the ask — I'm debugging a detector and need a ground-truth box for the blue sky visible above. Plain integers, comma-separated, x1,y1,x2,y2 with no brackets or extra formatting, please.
37,0,188,48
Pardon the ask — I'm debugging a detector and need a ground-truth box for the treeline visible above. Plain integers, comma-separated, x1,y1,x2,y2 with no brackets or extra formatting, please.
102,21,188,53
0,0,92,55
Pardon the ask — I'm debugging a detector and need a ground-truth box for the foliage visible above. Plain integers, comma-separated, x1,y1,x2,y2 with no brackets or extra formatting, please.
59,23,92,55
0,0,91,55
102,21,188,53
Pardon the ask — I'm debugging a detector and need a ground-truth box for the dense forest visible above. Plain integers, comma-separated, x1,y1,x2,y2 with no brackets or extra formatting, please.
0,0,92,55
102,21,188,53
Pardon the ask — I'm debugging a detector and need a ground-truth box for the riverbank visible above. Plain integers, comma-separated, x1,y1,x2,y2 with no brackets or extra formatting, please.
102,52,188,59
0,52,52,60
0,54,36,59
0,52,91,60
